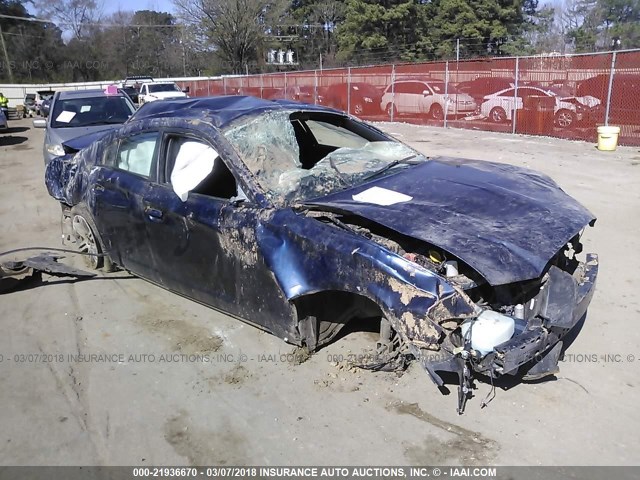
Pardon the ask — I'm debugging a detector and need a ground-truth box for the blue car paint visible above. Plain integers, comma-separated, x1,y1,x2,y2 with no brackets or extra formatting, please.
307,157,596,286
128,95,340,129
44,96,598,410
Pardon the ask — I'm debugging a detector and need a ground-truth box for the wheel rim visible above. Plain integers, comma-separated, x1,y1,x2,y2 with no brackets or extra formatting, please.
431,105,444,120
72,215,99,269
491,108,505,123
354,103,363,115
557,111,573,127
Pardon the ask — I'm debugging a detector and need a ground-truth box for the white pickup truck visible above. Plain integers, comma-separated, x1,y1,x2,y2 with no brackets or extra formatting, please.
138,82,188,104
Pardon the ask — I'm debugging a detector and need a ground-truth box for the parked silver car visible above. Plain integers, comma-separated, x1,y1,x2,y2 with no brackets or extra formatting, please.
34,88,136,164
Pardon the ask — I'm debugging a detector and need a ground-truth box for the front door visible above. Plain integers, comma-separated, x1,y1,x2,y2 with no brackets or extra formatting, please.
140,131,292,330
90,130,160,279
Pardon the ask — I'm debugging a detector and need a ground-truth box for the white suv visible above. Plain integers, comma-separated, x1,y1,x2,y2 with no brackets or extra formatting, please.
381,80,476,119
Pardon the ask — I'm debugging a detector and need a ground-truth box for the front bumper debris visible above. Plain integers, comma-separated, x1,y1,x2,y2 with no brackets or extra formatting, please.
419,254,598,413
0,253,95,293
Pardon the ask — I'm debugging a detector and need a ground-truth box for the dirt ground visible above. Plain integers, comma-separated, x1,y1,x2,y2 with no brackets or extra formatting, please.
1,117,639,466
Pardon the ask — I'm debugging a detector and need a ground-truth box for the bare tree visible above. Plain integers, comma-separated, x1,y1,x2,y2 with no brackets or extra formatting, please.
174,0,289,73
312,0,342,55
33,0,102,39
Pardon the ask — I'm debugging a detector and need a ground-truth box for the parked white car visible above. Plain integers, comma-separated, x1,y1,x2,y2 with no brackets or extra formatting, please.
138,82,188,104
480,86,600,128
380,80,477,119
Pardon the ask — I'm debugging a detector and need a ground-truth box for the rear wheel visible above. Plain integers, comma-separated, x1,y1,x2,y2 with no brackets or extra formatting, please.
385,104,398,118
489,106,507,123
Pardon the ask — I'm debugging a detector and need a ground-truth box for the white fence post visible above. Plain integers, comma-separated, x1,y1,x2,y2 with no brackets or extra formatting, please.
512,57,519,135
605,51,617,126
444,61,449,128
347,67,351,114
314,70,318,105
390,64,396,122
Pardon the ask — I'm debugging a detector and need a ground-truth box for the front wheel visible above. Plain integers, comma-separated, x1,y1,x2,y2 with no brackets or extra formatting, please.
489,107,507,123
71,212,114,272
430,104,444,120
555,109,576,128
352,102,364,115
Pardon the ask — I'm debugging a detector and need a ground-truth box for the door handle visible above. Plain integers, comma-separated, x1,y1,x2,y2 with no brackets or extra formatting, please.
144,206,164,222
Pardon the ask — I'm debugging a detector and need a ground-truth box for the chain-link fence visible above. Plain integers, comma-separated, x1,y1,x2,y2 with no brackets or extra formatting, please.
176,49,640,146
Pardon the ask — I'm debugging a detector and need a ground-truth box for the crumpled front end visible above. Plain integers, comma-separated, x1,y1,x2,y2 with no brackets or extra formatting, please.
305,210,599,413
45,153,79,205
45,131,108,206
405,252,598,413
368,237,597,415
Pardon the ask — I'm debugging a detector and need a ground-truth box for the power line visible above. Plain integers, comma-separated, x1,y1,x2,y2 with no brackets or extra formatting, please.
0,13,181,28
1,31,46,39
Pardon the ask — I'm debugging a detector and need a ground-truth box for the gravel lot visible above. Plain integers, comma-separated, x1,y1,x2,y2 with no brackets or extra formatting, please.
1,117,639,466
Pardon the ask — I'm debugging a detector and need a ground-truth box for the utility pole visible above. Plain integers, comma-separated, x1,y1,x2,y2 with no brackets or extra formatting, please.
181,26,187,76
0,23,14,83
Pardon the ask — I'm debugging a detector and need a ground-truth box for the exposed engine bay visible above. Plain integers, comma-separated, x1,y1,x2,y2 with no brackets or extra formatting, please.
309,210,598,413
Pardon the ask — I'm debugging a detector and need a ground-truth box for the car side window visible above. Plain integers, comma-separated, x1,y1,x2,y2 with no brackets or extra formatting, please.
305,120,369,149
116,131,159,178
165,136,240,202
410,82,426,94
393,83,409,94
518,88,536,99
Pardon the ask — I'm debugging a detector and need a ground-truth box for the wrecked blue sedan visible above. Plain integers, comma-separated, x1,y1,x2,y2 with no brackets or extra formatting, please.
45,96,598,412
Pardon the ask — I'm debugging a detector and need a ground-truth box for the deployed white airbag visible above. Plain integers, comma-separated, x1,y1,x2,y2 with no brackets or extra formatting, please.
171,140,218,201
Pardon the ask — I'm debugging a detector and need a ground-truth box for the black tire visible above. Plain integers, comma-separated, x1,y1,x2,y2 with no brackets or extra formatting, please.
489,106,507,123
554,109,575,128
71,209,115,272
385,104,398,118
430,103,444,120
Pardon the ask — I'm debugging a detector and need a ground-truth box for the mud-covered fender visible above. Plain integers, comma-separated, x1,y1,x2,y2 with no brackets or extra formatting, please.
256,209,476,345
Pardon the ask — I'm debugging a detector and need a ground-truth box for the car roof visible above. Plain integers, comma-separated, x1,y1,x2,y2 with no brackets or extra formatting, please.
493,86,546,95
393,79,443,84
56,89,126,100
129,95,343,129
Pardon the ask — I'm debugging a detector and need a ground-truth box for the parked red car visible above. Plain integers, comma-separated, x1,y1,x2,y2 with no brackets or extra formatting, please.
319,82,382,115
